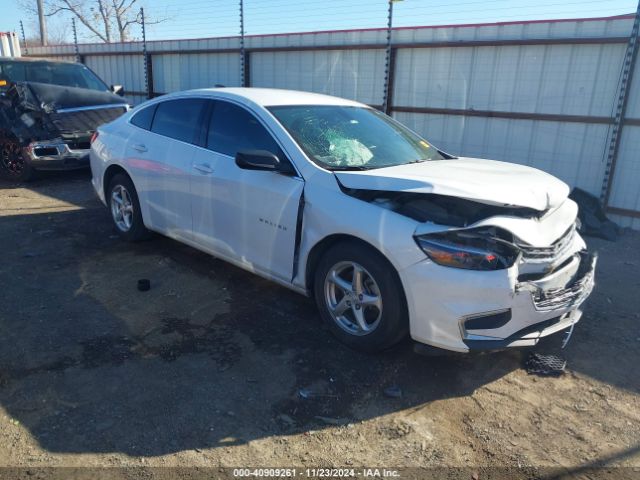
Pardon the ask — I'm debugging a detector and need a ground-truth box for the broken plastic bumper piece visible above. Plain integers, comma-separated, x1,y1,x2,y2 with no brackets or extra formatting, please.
461,251,597,350
529,252,597,311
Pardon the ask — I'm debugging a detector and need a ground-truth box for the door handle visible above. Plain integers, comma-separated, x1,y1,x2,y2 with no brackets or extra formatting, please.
194,163,214,174
132,143,147,153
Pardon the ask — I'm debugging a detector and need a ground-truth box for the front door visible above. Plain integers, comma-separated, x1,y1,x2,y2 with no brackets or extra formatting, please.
190,100,303,282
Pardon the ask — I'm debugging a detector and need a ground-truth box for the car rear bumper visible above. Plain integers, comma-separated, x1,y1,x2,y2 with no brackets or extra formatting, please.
25,140,90,170
401,240,596,353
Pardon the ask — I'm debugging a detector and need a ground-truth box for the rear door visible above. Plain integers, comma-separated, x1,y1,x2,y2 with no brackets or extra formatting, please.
139,98,207,240
190,99,304,281
122,103,164,228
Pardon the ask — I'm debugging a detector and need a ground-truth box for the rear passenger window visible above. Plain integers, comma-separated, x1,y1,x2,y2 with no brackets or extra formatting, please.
151,99,206,143
207,101,284,158
130,104,156,130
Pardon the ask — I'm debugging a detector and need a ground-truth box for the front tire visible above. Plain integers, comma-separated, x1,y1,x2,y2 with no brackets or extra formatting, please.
107,173,151,242
314,241,409,352
0,133,34,182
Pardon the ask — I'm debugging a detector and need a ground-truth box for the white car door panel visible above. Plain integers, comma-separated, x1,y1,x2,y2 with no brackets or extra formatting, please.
190,148,231,256
190,100,303,281
130,98,206,240
147,139,195,240
234,170,304,280
122,128,159,227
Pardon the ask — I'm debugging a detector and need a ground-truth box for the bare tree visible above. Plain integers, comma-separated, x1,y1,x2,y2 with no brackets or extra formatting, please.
22,18,70,45
20,0,163,43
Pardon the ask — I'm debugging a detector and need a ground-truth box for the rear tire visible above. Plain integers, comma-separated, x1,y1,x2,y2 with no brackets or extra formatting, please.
107,173,151,242
0,133,34,182
313,240,409,352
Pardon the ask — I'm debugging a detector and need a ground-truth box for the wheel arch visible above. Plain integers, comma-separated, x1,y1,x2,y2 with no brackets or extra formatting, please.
304,233,406,297
103,164,149,228
103,163,131,198
305,232,411,350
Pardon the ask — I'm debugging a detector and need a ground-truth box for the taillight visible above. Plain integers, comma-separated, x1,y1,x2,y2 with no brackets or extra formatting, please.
90,131,99,144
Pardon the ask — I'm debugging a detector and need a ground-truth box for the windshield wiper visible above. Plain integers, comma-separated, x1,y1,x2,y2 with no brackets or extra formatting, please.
328,165,372,171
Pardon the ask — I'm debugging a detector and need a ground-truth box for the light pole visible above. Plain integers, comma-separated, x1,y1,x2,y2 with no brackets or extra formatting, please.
36,0,47,46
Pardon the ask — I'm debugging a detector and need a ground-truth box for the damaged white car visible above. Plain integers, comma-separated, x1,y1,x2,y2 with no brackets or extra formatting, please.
90,88,596,353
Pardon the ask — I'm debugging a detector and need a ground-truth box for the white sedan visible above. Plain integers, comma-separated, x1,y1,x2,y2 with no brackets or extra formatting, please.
90,88,596,353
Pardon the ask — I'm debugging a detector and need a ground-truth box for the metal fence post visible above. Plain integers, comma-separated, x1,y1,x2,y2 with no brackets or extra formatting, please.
382,0,398,114
601,0,640,206
72,18,82,63
240,0,248,87
140,7,153,99
19,20,28,56
385,47,398,115
243,51,251,88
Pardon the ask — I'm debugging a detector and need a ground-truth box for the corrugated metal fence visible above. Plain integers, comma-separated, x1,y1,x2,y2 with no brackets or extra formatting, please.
25,15,640,229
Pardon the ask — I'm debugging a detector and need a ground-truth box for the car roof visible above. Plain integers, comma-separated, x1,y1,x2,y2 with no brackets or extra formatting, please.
179,87,366,108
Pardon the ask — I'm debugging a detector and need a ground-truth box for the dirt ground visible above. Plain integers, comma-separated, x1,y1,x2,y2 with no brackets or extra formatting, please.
0,171,639,479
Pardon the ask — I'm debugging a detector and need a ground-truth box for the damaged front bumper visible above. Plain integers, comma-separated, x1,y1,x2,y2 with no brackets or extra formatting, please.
25,138,90,170
401,233,596,353
461,251,596,350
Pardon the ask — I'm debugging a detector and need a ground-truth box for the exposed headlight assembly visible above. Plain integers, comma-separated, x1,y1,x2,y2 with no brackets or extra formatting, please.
415,227,520,271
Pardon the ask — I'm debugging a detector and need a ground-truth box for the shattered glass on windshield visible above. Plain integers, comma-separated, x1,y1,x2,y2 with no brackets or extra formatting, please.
269,105,446,170
324,128,373,166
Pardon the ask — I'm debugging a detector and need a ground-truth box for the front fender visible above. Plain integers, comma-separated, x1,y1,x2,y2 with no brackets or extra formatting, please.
294,179,425,291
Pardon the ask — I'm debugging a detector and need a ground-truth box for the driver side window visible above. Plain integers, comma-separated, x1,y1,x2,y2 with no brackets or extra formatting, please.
207,100,287,163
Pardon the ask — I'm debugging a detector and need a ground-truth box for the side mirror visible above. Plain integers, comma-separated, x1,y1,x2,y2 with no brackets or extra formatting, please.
235,150,281,171
110,85,125,96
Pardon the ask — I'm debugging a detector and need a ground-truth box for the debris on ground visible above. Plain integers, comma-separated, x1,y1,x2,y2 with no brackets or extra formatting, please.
524,353,567,376
314,416,348,426
278,414,295,426
0,369,9,387
137,279,151,292
298,388,313,399
298,387,337,399
569,188,620,241
383,385,403,398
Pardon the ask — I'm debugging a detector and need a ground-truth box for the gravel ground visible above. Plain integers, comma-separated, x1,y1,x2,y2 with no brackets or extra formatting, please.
0,171,638,479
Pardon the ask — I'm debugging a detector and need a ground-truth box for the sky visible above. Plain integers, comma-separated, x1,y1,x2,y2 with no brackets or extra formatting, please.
4,0,639,44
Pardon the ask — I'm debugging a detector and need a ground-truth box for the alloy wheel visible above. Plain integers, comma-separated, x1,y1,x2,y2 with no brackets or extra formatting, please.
324,261,383,336
110,184,134,232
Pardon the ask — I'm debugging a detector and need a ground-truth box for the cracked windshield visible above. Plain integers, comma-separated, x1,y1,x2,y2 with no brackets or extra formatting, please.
269,105,446,170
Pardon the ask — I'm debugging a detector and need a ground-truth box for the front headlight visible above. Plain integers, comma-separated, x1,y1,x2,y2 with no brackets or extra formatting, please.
415,228,520,271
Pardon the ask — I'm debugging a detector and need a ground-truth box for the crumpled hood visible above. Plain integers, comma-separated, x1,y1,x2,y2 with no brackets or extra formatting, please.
335,157,570,211
1,81,128,144
16,81,127,113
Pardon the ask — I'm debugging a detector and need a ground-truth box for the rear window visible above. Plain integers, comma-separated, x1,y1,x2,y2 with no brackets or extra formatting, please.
130,104,156,130
151,99,206,144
